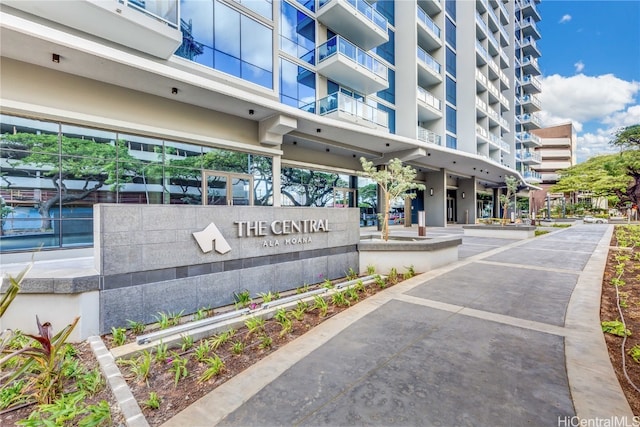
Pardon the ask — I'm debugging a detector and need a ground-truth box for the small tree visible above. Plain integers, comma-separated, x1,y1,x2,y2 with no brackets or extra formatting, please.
359,158,425,241
499,175,518,225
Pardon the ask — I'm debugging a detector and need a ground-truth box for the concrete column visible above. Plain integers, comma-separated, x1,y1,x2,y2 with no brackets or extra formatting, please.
426,169,446,227
493,187,501,218
272,155,281,207
457,177,477,224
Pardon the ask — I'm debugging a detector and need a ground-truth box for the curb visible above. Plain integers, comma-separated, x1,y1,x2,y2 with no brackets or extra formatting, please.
87,336,149,427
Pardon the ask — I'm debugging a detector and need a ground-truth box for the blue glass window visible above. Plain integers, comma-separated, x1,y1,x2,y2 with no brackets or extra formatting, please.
280,58,316,112
445,0,456,21
446,105,457,134
377,68,395,104
445,17,456,49
327,80,339,95
446,47,456,77
446,135,457,149
233,0,272,19
280,1,315,64
295,0,314,12
373,0,394,26
446,76,456,106
373,29,395,65
177,1,273,89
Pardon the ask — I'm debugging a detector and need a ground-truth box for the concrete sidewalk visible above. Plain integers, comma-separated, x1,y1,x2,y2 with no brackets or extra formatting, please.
162,224,634,427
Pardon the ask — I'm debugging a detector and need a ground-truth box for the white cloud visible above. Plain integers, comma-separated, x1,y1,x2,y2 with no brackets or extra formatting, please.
574,61,585,73
540,74,639,123
559,14,572,23
540,74,640,162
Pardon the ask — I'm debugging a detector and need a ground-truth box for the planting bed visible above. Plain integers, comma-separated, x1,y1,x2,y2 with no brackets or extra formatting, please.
600,225,640,415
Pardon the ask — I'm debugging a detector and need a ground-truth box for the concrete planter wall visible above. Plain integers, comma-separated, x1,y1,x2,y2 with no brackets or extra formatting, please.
462,225,536,239
358,236,462,275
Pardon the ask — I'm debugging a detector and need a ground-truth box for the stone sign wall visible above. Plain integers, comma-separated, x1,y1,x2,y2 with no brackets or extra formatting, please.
94,204,360,333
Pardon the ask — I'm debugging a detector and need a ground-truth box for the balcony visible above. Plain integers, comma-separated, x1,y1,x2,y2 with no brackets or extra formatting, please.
520,94,541,113
418,0,442,16
316,36,389,94
520,151,542,165
4,0,182,59
516,0,541,22
476,40,489,65
417,86,443,121
518,113,542,130
476,125,489,140
417,7,442,51
521,74,542,94
476,97,488,118
523,170,542,183
417,47,443,86
476,69,488,91
520,36,541,57
517,131,542,147
317,0,388,51
517,16,541,40
315,92,389,129
493,0,509,25
417,126,443,145
521,55,541,75
476,11,489,38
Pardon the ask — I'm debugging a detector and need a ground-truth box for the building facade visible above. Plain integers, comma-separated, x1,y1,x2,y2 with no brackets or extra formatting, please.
0,0,542,253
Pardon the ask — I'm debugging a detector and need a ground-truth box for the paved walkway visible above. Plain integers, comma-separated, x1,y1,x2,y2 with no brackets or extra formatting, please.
163,224,634,427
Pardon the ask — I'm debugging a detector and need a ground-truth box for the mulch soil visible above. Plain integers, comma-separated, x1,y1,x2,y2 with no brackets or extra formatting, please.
600,230,640,416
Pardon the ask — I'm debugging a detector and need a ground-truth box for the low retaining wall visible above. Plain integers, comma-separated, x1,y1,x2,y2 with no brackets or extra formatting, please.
463,225,536,239
358,236,461,274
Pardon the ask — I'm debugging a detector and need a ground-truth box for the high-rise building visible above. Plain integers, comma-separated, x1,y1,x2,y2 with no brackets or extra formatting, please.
513,0,543,184
0,0,542,253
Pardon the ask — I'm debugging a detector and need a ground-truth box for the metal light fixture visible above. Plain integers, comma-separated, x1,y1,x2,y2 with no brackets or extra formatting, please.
430,188,434,196
52,53,60,63
171,87,178,95
462,192,466,199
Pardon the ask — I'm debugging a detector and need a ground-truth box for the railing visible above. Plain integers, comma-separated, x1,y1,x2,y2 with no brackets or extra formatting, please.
122,0,178,28
521,94,541,109
521,55,539,68
417,126,442,145
417,86,442,111
522,151,542,162
475,40,489,61
523,170,542,181
417,46,442,75
317,35,388,79
476,96,487,112
316,92,389,128
319,0,388,32
486,3,499,28
476,69,488,86
521,35,539,50
499,94,509,109
522,74,541,91
518,113,542,127
517,131,541,145
476,125,488,139
475,11,488,35
500,140,510,153
497,0,509,23
417,7,441,39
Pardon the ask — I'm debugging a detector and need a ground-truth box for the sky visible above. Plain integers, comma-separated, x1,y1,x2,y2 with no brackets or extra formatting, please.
536,0,640,162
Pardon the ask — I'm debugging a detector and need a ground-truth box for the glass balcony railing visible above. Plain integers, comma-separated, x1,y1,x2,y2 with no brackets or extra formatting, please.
417,126,442,145
317,35,387,79
517,131,541,145
417,86,442,111
522,151,542,162
417,46,441,74
124,0,178,28
417,7,441,38
316,92,389,128
476,40,489,61
523,170,542,181
522,74,541,90
319,0,388,32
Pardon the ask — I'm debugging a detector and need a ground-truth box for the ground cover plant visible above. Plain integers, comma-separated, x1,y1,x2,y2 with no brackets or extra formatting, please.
4,267,411,426
600,224,640,415
0,266,124,426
